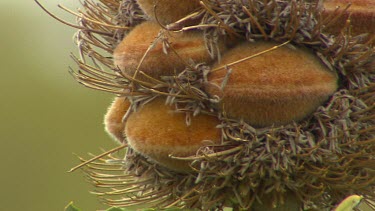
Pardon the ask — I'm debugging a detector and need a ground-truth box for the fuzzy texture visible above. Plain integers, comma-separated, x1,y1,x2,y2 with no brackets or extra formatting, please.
206,41,338,127
323,0,375,36
104,97,130,143
125,97,221,172
113,21,224,82
136,0,200,25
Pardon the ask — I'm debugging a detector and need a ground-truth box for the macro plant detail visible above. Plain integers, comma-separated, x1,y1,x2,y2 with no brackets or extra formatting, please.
38,0,375,210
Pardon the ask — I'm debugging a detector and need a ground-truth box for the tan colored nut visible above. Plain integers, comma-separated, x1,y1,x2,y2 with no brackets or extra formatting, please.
113,21,224,82
104,97,131,143
125,98,221,172
206,41,338,127
137,0,200,25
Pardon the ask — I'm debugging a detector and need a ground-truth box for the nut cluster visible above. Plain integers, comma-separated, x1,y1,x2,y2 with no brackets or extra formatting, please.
107,0,340,171
51,0,375,210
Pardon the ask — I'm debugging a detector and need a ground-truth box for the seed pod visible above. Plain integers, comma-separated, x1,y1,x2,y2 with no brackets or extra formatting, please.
125,98,221,172
206,41,338,127
104,97,130,143
137,0,200,25
323,0,375,36
113,21,224,82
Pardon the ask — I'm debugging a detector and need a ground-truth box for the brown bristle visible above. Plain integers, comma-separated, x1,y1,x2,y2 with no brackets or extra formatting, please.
125,97,221,172
104,97,131,143
323,0,375,36
206,41,338,127
113,21,224,82
136,0,201,25
252,191,302,211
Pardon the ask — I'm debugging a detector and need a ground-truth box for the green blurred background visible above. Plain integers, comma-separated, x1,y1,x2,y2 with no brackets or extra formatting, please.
0,1,117,210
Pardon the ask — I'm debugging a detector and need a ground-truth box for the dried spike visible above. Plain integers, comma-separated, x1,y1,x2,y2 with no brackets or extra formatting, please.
68,144,127,172
34,0,113,36
58,4,129,30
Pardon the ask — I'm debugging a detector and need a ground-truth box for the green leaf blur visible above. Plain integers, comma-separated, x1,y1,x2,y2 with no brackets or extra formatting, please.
65,202,81,211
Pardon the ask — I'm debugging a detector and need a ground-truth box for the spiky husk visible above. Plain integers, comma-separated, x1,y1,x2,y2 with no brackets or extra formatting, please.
65,0,375,210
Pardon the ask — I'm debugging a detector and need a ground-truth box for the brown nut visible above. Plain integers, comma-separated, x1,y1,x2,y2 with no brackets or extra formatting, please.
323,0,375,36
125,98,221,172
113,21,224,82
206,41,338,127
104,97,131,143
137,0,201,25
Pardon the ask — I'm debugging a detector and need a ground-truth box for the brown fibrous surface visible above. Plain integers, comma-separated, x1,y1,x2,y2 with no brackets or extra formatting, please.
113,21,225,82
136,0,201,25
125,97,221,172
206,41,338,127
104,97,131,143
323,0,375,36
